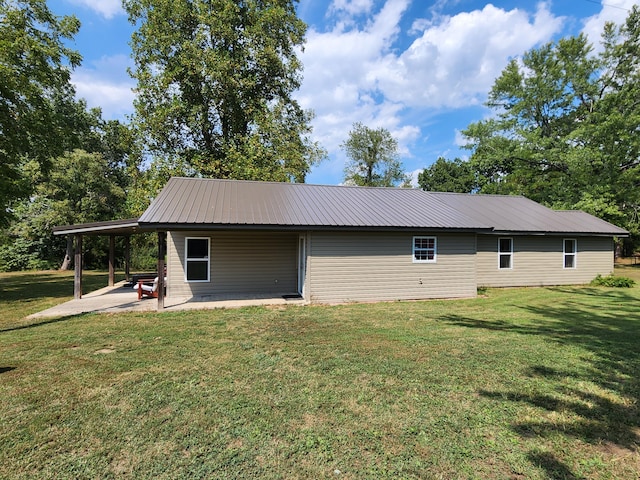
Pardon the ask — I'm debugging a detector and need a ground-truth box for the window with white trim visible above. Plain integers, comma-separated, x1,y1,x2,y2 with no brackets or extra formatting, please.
185,237,210,282
563,238,577,269
413,236,437,263
498,237,513,269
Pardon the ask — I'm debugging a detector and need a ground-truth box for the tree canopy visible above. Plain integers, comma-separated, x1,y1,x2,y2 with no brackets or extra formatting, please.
0,149,129,271
418,157,476,193
342,123,406,187
124,0,324,182
0,0,82,226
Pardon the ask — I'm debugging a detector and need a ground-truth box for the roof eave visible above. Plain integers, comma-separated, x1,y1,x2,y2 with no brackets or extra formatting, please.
53,218,148,236
487,230,629,237
137,222,494,233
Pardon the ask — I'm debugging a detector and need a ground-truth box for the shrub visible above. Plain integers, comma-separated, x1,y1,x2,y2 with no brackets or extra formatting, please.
590,274,635,288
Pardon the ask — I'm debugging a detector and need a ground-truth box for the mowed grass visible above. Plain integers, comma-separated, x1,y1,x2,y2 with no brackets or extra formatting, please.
1,268,639,479
0,270,121,325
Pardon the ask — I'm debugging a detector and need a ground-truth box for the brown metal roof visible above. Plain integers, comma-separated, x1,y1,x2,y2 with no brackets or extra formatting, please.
553,210,629,235
138,177,492,231
426,192,629,236
53,179,629,236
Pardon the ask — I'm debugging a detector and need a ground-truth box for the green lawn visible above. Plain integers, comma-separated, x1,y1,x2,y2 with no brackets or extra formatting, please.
1,268,639,479
0,270,122,325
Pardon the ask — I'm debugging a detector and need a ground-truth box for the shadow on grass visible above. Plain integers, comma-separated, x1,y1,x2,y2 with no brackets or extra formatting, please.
528,451,579,480
0,272,73,300
441,286,640,478
0,315,80,333
0,271,110,302
0,367,16,374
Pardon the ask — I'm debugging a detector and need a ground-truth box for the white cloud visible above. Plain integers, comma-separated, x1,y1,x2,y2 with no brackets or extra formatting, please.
406,168,422,188
67,0,123,19
454,129,470,148
297,0,411,152
329,0,375,17
380,3,563,108
582,0,638,50
71,55,135,119
299,0,564,181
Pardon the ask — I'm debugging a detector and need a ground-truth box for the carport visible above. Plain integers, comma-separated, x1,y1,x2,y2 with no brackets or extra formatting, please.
52,219,167,310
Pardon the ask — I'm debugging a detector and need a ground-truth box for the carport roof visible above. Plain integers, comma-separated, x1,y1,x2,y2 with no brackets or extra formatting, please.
52,218,146,236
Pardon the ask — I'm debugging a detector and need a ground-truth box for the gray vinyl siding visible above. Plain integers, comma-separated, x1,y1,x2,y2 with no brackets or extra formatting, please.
477,235,614,287
167,231,298,298
307,232,477,303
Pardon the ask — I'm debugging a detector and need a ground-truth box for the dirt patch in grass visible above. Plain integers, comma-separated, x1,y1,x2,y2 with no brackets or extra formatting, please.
94,348,115,354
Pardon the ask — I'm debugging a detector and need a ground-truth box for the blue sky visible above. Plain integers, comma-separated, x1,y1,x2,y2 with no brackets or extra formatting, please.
49,0,638,185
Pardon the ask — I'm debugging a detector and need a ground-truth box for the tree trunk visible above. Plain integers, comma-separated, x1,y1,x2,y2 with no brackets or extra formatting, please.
59,235,73,270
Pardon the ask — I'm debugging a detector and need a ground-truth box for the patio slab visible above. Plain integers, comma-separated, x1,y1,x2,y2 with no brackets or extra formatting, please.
27,281,306,319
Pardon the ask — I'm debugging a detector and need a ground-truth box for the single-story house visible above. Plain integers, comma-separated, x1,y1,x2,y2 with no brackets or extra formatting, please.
54,177,629,307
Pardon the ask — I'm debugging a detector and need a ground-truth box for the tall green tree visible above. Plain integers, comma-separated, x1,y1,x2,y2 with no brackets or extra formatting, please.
461,7,640,240
576,8,640,236
418,157,476,193
124,0,324,182
0,0,82,226
342,122,406,187
462,34,600,201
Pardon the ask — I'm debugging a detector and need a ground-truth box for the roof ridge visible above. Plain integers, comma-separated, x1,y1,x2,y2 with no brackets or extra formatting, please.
170,176,419,191
426,190,526,199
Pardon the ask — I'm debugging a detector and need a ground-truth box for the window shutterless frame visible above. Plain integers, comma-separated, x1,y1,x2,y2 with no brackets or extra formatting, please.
498,237,513,269
185,237,210,282
413,236,437,263
563,238,577,269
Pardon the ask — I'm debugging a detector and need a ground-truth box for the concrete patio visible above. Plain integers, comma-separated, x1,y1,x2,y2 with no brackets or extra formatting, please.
27,281,306,319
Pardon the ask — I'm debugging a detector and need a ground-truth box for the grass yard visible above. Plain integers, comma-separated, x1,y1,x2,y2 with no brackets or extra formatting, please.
0,270,122,325
1,268,639,479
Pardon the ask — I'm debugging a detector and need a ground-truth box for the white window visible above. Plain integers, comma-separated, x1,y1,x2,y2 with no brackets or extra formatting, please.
564,238,577,269
413,236,437,263
185,237,210,282
498,237,513,269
